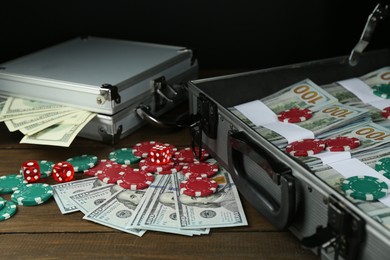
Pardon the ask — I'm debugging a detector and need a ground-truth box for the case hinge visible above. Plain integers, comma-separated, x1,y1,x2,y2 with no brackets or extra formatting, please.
97,84,121,105
301,195,365,260
348,3,389,66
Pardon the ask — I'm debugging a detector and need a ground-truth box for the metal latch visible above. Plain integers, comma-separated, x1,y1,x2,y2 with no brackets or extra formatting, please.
196,93,218,139
348,3,389,66
97,84,121,105
301,195,365,260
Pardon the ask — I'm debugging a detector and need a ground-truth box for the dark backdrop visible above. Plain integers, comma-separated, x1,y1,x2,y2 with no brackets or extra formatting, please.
1,1,389,70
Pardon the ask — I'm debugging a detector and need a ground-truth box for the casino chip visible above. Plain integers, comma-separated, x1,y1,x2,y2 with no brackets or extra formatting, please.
109,148,140,165
325,136,360,152
285,139,326,156
174,147,210,163
117,168,155,190
97,162,133,184
0,174,28,194
38,160,55,178
277,107,313,123
375,157,390,179
0,200,17,221
158,163,184,175
182,161,219,178
382,107,390,119
84,159,112,176
342,175,388,201
67,154,98,172
373,84,390,99
11,183,53,206
0,196,5,211
180,177,218,197
139,157,176,173
132,141,177,159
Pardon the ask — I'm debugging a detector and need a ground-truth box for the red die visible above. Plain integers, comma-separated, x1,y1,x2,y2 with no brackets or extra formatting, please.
21,160,41,183
52,162,75,183
148,145,172,165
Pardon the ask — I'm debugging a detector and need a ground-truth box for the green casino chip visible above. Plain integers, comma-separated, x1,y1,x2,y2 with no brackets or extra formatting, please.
0,200,17,221
109,148,139,165
11,183,53,206
375,157,390,179
0,174,28,194
373,84,390,99
342,175,388,201
66,154,98,172
38,160,55,178
0,196,5,211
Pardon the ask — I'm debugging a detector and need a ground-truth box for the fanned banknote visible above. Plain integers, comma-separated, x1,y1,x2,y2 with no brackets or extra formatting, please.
0,97,96,146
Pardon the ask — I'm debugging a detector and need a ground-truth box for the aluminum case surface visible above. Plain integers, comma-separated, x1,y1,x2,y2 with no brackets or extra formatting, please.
0,36,198,143
187,49,390,260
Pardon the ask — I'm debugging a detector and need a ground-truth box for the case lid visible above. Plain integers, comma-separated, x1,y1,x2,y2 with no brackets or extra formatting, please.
0,36,194,114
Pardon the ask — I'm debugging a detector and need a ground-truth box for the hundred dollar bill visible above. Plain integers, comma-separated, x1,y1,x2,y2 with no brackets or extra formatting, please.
68,183,118,214
5,109,77,133
260,78,338,113
52,177,106,214
172,166,248,229
314,160,390,230
302,121,390,168
83,189,147,237
251,102,370,146
322,67,390,122
139,175,208,236
20,110,96,147
0,97,65,121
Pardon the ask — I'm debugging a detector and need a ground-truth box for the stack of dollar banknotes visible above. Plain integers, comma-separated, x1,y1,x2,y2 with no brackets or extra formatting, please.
51,160,247,237
0,97,96,146
230,66,390,229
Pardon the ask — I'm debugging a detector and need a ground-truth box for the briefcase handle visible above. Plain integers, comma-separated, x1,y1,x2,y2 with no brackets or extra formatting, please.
228,130,296,230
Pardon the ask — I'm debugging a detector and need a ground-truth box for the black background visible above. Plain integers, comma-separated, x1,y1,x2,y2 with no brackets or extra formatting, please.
1,1,389,71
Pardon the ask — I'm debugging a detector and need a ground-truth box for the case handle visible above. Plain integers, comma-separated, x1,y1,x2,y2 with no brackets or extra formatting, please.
136,104,180,129
228,130,296,230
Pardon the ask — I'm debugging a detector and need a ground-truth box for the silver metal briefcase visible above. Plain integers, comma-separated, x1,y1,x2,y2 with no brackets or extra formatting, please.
0,36,198,143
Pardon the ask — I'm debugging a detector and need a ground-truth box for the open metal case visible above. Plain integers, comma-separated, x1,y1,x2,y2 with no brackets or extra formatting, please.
187,4,389,259
0,36,198,143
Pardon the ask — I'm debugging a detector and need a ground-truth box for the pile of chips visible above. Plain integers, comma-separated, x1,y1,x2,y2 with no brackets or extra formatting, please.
0,141,217,221
285,136,361,157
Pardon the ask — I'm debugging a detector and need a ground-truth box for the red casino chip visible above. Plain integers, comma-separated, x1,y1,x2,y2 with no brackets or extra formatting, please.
139,157,176,173
174,147,209,163
84,159,111,177
325,136,360,152
182,161,219,178
97,162,132,184
132,141,177,159
382,107,390,119
117,168,155,190
285,139,326,156
277,107,313,123
158,163,184,175
179,177,218,197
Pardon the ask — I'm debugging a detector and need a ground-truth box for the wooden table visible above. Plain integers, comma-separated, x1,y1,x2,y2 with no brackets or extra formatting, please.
0,71,318,260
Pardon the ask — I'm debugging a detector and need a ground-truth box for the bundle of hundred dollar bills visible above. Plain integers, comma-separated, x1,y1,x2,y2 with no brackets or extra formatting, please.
230,66,390,230
0,97,96,147
51,160,248,237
